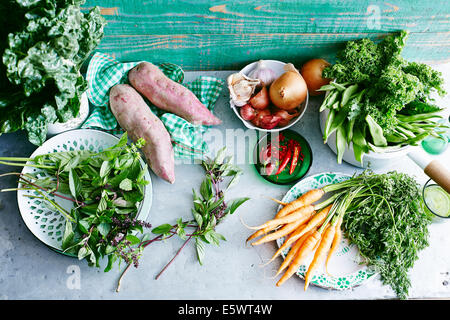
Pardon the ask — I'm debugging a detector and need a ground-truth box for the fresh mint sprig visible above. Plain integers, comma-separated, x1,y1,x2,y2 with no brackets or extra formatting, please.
116,147,249,291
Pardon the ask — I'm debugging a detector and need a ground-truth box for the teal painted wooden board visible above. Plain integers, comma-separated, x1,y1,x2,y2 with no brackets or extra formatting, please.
82,0,450,70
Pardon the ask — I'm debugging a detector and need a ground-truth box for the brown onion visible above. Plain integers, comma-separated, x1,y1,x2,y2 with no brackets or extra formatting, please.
269,63,307,110
300,58,331,96
249,86,270,110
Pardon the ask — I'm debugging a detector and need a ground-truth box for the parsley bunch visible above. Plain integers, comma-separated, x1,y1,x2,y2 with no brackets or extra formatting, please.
329,170,433,299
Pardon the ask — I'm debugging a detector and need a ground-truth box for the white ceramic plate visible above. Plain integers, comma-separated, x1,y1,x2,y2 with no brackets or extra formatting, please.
276,172,376,290
17,129,153,255
230,60,309,132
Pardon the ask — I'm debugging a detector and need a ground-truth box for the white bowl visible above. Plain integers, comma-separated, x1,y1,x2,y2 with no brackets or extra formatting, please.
229,60,308,132
47,92,90,137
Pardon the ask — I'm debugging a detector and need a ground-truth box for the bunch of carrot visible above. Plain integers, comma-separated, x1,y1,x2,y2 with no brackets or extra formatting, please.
245,181,362,290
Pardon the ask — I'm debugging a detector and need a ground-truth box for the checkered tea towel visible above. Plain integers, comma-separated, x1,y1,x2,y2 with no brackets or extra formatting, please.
81,52,223,159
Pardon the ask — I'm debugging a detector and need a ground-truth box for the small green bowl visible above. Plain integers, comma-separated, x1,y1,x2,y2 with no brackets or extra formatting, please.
252,129,312,185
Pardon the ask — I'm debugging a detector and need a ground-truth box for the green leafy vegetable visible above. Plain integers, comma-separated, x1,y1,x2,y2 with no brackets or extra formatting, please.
319,31,448,163
339,171,432,299
115,148,250,291
0,132,152,272
153,147,249,267
314,170,432,299
0,0,106,145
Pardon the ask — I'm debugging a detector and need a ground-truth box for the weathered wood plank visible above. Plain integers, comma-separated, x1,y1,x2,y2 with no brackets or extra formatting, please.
93,32,450,70
83,0,450,34
82,0,450,69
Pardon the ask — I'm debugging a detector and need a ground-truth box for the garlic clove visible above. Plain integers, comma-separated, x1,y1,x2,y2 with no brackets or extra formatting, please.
227,72,260,107
248,60,277,87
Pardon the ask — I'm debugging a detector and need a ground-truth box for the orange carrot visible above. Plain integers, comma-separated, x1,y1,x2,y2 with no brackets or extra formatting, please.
269,197,288,206
246,227,271,243
304,224,336,291
246,205,314,231
247,189,324,243
276,204,331,249
263,223,309,265
246,206,299,243
251,219,304,246
246,206,301,243
325,215,343,276
274,189,325,218
276,230,322,287
275,228,315,277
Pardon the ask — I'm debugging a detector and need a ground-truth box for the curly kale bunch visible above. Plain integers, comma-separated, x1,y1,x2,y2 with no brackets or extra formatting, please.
0,0,106,145
320,31,448,163
323,31,446,135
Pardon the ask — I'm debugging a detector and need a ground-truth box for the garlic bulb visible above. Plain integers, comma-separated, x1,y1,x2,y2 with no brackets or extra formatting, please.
227,72,260,106
248,60,277,87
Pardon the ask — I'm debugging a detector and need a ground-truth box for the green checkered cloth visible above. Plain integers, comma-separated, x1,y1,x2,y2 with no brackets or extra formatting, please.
82,52,223,159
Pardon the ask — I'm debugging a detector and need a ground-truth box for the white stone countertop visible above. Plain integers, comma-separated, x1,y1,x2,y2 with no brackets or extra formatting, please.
0,65,449,300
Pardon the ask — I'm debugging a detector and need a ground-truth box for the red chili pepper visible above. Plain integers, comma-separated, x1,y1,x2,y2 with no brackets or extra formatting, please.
289,144,300,175
275,147,291,175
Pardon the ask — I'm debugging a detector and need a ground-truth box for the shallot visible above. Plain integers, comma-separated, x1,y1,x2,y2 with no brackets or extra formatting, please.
249,86,270,110
273,108,300,127
240,103,257,121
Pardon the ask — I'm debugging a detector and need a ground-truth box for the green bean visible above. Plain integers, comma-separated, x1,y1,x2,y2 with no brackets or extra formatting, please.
340,84,359,108
395,124,416,138
323,109,336,142
365,114,387,147
352,124,367,148
346,118,355,144
368,143,403,153
316,84,337,92
402,132,430,146
330,81,349,91
396,112,442,122
319,90,339,112
323,106,350,143
336,125,347,164
386,133,407,144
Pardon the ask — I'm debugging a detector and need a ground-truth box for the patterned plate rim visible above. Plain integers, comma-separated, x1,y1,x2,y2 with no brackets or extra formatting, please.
16,128,153,256
276,171,377,291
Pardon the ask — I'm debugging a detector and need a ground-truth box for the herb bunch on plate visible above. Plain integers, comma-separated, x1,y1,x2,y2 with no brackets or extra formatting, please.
341,171,432,299
0,132,152,272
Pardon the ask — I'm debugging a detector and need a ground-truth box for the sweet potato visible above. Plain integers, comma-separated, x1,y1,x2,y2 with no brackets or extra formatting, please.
109,84,175,184
128,62,221,126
